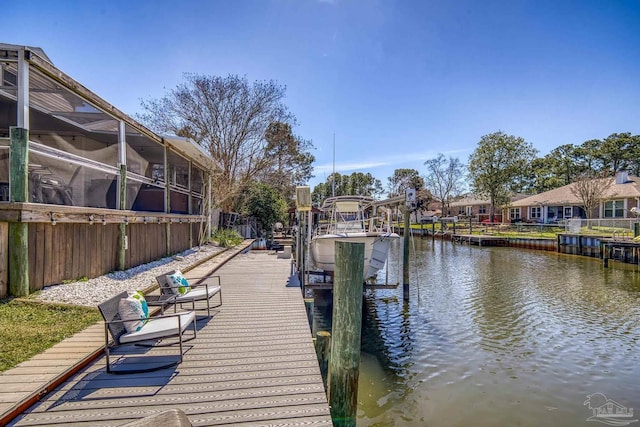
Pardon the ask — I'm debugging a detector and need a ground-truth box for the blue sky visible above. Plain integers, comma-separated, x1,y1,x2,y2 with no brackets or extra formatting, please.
5,0,640,189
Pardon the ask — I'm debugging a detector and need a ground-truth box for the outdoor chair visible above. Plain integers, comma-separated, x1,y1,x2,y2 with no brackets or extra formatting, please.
98,291,197,374
155,270,222,318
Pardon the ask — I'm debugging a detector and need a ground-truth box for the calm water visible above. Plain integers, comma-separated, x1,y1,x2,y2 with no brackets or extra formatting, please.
312,238,640,426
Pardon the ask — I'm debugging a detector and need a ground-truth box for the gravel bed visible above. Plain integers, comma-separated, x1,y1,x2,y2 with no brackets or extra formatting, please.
34,245,226,307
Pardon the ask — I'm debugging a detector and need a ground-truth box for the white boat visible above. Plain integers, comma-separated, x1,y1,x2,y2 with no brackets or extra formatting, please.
310,196,399,280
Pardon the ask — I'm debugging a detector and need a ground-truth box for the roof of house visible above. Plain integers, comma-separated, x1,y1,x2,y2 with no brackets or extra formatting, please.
511,175,640,207
449,193,529,207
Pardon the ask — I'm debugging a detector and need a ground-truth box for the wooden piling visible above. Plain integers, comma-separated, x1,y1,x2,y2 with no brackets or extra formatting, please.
403,209,410,300
304,297,315,328
9,127,29,297
315,330,331,392
328,241,364,427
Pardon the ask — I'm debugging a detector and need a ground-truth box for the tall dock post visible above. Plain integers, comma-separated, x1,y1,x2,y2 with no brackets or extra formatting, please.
295,186,312,294
328,241,364,427
403,208,410,300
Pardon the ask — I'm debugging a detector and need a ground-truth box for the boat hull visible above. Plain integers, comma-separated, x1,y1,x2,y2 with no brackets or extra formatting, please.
310,232,399,279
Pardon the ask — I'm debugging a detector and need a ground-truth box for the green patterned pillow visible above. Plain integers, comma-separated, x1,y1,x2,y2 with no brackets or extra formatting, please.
131,291,149,318
118,291,149,333
167,271,191,295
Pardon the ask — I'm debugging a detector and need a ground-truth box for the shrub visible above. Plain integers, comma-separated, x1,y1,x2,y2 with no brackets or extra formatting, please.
211,228,243,248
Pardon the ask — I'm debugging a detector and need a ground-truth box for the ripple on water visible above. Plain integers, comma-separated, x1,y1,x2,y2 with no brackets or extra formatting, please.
351,240,640,426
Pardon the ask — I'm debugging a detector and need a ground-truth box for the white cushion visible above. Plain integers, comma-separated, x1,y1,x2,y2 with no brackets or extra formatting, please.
173,285,221,302
119,311,196,344
118,291,149,333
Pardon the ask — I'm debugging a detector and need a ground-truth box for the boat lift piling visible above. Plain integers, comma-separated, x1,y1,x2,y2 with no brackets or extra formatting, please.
295,186,312,294
403,188,417,301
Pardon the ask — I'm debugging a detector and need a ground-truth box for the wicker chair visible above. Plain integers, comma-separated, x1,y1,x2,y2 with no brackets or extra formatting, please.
155,271,222,318
98,291,196,374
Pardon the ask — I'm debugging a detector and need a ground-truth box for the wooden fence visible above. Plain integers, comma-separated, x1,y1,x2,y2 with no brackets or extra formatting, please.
0,204,208,297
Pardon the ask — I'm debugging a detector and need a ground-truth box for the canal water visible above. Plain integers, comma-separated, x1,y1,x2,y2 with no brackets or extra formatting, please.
312,238,640,426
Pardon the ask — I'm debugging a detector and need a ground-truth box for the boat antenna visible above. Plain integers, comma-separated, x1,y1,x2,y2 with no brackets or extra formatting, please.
332,133,336,198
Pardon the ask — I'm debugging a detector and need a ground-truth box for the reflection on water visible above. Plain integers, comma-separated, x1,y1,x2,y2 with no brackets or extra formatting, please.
313,239,640,426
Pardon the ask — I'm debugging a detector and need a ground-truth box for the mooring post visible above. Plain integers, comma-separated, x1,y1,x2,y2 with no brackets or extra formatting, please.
304,297,315,329
9,127,29,297
328,241,364,427
403,209,410,301
432,221,435,242
315,330,331,393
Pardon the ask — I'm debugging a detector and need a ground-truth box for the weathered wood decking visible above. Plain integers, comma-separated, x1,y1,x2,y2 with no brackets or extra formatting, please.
5,250,332,426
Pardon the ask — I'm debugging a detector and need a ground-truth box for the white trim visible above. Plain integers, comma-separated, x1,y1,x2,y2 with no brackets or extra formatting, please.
17,48,29,129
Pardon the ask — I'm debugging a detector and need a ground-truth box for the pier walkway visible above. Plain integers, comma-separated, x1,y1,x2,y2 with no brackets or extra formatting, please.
4,250,331,426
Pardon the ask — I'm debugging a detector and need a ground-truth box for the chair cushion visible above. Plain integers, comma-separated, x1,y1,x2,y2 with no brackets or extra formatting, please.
119,311,196,344
166,271,191,295
173,285,221,302
118,291,149,333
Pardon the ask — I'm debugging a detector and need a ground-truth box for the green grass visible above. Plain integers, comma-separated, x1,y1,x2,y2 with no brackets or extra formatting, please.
0,298,102,372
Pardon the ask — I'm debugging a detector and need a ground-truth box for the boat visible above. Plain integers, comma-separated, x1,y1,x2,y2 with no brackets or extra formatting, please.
310,195,400,280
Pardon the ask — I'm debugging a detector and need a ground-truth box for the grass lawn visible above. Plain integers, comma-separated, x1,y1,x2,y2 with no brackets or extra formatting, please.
0,298,102,372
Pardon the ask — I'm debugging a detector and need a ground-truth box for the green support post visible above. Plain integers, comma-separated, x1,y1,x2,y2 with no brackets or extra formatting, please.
328,241,364,427
9,127,29,297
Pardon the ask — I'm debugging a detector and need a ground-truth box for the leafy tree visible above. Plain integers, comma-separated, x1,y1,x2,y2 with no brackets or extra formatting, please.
262,121,315,202
468,131,537,222
241,182,287,237
575,139,604,174
311,172,383,205
570,172,614,224
423,154,466,215
387,168,424,197
139,74,294,212
527,144,585,193
526,157,559,194
349,172,384,197
597,132,637,174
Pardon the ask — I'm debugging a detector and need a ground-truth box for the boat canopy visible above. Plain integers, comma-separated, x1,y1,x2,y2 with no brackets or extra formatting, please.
335,201,360,213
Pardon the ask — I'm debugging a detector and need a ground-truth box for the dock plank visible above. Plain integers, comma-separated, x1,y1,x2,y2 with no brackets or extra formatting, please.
6,250,332,426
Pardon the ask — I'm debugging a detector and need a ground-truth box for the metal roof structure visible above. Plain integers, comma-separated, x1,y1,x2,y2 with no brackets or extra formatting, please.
2,42,214,169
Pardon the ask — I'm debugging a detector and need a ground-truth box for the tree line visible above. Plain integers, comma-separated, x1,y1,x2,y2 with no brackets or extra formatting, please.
311,130,640,221
138,72,639,231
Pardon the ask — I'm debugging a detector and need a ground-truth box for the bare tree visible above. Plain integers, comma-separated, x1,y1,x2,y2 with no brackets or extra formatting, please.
570,172,614,223
139,74,294,212
424,153,466,215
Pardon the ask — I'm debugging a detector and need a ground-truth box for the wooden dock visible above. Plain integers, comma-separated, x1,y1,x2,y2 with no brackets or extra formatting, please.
4,250,331,426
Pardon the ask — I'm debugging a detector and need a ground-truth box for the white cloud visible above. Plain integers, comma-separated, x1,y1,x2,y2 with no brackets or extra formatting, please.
314,148,470,175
